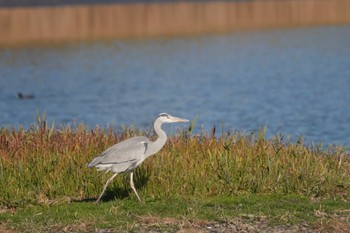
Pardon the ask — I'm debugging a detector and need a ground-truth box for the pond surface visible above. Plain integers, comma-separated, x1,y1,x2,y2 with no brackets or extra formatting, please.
1,26,350,147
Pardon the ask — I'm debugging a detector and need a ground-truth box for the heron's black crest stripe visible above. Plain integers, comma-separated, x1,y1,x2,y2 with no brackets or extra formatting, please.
158,113,169,118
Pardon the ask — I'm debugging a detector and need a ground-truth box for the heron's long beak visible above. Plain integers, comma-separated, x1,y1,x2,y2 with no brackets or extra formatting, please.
170,116,189,123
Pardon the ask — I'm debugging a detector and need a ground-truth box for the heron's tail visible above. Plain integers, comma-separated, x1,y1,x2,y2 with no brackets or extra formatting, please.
86,156,102,168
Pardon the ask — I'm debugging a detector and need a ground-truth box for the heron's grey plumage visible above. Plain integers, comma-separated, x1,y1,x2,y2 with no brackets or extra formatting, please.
87,136,149,173
88,113,188,203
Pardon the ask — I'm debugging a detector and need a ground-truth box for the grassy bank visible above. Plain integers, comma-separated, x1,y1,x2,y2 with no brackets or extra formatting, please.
0,0,350,47
1,195,350,232
0,120,349,231
0,120,349,206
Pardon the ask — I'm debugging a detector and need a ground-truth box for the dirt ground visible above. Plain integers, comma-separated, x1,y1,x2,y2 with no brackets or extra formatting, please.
2,215,349,233
1,205,350,232
131,215,350,233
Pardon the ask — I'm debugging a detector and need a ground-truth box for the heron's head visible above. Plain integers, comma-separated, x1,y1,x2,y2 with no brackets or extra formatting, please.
157,113,189,123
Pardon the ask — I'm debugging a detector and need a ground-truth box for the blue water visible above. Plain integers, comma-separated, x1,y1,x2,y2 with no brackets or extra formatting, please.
1,26,350,147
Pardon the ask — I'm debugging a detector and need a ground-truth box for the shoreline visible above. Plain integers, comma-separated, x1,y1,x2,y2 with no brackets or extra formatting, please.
0,0,349,47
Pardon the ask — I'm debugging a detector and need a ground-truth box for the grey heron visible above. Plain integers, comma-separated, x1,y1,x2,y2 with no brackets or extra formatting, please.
87,113,189,203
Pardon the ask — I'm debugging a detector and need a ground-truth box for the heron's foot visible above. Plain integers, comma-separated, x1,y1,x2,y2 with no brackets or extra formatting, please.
94,198,101,204
135,195,143,204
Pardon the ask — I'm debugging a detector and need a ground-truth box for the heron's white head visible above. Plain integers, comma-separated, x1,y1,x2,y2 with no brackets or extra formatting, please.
157,113,189,123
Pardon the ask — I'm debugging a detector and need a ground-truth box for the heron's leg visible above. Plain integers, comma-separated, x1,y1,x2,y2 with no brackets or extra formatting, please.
95,173,118,204
130,172,142,203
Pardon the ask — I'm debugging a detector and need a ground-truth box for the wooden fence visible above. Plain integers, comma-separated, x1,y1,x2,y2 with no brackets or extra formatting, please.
0,0,349,46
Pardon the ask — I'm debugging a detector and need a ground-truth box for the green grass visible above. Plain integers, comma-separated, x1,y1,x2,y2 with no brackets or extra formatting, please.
0,119,349,231
1,195,350,232
1,122,349,206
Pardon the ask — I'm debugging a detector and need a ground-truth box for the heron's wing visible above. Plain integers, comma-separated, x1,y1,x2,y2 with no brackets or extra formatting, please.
87,136,149,167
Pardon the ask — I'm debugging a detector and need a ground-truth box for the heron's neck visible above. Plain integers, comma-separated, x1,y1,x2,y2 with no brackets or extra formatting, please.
145,119,167,158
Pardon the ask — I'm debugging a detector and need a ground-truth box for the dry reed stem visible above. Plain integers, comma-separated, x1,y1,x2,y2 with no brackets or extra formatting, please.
0,0,349,46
